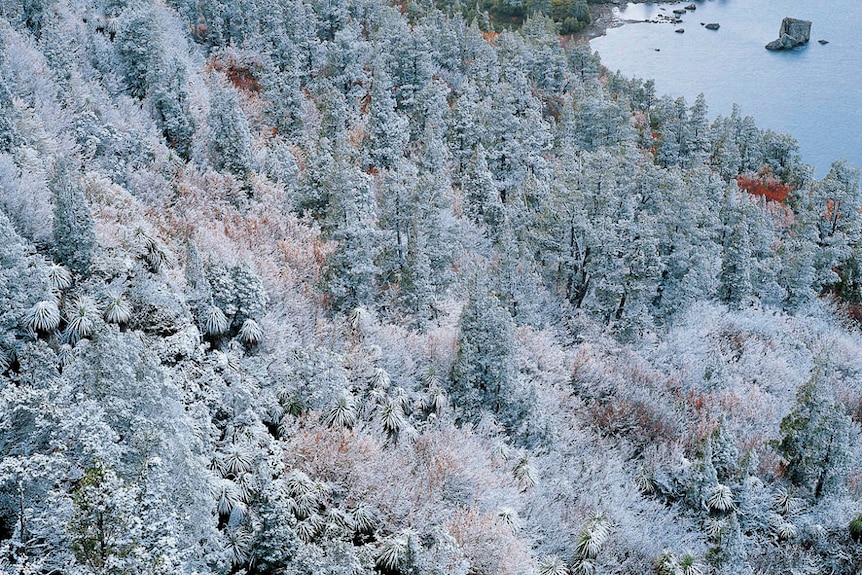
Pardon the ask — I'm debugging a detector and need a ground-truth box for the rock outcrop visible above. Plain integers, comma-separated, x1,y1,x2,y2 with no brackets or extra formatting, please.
766,17,811,50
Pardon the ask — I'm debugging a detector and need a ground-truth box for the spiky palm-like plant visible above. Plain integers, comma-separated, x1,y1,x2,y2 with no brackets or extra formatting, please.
513,455,538,491
285,470,323,520
425,385,447,414
136,229,167,273
773,487,799,516
296,514,323,543
570,558,595,575
238,318,263,345
349,305,371,336
678,554,703,575
849,514,862,542
351,504,377,535
324,508,352,535
498,506,521,531
376,529,417,573
219,443,254,477
324,391,357,429
64,296,98,344
373,367,391,389
380,397,407,437
706,483,734,512
235,473,257,505
103,289,132,325
213,478,244,517
25,299,61,332
655,552,703,575
224,526,252,566
635,468,656,495
58,343,75,368
704,518,724,540
203,305,229,336
539,556,569,575
48,263,72,290
774,521,797,541
575,515,610,561
654,551,678,575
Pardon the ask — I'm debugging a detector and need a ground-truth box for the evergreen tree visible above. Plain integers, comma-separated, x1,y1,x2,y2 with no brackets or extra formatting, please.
208,79,254,177
320,137,381,311
51,161,95,276
0,35,19,154
363,66,408,172
450,282,532,436
400,215,435,323
775,370,851,500
462,144,504,229
115,3,163,99
812,161,862,293
150,56,196,159
718,193,753,306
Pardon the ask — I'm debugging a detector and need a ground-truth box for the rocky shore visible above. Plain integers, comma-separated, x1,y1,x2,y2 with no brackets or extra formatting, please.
573,1,627,42
573,0,702,42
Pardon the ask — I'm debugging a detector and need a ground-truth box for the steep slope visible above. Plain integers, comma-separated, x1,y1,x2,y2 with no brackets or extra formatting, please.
1,1,861,574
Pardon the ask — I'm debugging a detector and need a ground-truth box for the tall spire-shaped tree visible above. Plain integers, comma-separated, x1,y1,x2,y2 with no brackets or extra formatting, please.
52,160,95,276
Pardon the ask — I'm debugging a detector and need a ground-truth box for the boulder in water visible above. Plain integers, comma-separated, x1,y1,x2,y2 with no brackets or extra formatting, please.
766,34,800,51
765,17,811,50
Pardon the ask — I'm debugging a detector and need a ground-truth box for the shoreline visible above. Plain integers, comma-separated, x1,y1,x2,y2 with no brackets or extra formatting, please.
573,0,693,42
573,2,623,42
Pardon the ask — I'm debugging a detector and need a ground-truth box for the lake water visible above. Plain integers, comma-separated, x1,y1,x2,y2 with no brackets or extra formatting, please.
590,0,862,177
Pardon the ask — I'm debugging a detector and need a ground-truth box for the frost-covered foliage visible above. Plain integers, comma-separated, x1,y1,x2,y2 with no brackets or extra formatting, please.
1,1,862,574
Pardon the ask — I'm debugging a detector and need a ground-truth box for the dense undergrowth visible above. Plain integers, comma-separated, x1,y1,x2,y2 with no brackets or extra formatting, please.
1,0,862,574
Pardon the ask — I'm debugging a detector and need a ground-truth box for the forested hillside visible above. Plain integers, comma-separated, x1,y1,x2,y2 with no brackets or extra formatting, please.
1,0,862,574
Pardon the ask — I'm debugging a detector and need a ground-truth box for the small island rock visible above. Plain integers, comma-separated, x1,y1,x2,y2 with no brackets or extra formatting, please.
765,17,811,50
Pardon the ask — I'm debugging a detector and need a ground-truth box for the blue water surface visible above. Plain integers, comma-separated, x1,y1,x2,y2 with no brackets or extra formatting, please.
590,0,862,177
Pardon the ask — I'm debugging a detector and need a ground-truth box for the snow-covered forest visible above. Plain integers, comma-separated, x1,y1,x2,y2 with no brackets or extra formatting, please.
1,0,862,573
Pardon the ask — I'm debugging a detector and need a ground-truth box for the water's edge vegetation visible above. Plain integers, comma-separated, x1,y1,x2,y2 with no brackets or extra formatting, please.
1,0,862,574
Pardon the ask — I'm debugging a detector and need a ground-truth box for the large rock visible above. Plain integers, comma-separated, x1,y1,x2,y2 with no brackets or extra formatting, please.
766,17,811,50
766,33,801,51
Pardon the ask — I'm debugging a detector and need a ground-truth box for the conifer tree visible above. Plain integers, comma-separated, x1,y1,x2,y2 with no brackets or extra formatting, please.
462,144,504,229
811,161,862,292
208,79,254,177
320,137,381,311
115,3,162,99
0,36,18,154
150,56,196,159
363,66,408,172
775,370,851,500
450,282,532,435
718,194,753,306
51,161,95,276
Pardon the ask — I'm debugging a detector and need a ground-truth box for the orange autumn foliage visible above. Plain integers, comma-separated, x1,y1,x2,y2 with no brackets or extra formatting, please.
208,55,261,94
736,170,792,203
482,31,499,43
